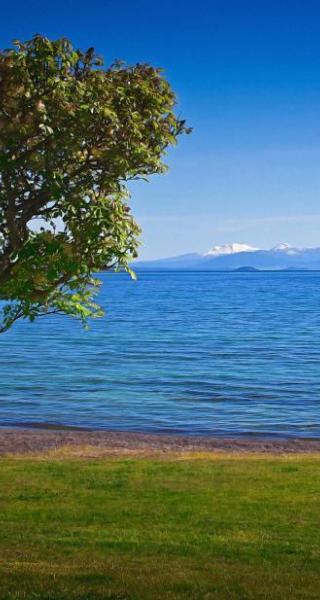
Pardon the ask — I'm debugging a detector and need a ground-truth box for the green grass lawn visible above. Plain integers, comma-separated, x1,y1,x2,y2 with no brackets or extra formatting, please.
0,454,319,599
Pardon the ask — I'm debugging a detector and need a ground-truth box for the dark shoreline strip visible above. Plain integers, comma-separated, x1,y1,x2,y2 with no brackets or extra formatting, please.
2,420,320,439
1,427,320,455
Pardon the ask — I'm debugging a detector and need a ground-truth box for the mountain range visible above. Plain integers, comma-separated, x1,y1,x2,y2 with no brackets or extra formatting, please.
134,242,320,270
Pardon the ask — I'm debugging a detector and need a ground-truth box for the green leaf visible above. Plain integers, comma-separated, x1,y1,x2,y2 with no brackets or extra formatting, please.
0,34,189,332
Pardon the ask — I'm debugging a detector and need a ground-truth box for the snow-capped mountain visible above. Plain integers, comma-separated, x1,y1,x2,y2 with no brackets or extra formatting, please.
205,242,260,256
134,242,320,270
271,243,299,255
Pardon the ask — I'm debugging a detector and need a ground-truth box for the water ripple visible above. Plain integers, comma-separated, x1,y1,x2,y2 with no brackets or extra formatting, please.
1,271,320,437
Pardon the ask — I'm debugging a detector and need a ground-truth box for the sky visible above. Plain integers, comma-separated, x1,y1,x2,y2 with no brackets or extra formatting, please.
2,1,320,259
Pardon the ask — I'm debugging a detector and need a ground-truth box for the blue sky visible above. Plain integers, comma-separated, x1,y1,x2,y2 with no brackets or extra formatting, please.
2,1,320,258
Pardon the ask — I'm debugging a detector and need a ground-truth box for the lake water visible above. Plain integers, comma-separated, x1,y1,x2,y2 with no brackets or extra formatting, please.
1,271,320,437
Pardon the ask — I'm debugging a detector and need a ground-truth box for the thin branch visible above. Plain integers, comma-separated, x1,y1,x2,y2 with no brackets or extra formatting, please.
0,308,24,334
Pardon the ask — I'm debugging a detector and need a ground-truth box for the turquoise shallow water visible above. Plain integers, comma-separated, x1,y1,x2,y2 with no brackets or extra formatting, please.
1,271,320,437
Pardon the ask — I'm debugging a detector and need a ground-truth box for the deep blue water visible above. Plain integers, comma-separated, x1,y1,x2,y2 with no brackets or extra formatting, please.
1,271,320,437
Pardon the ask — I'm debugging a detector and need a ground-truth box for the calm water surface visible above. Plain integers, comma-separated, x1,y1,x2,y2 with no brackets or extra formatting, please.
1,271,320,437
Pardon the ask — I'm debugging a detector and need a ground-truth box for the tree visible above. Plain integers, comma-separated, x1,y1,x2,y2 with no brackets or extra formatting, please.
0,35,190,332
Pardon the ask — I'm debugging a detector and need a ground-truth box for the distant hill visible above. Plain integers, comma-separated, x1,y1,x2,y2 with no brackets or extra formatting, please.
134,242,320,270
233,266,261,272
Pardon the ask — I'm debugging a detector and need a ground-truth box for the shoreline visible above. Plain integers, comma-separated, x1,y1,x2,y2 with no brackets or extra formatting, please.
1,426,320,456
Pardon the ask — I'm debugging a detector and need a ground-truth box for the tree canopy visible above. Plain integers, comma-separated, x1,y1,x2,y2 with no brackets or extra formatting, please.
0,35,189,332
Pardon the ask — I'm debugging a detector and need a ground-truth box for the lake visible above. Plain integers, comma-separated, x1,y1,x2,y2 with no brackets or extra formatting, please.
1,271,320,437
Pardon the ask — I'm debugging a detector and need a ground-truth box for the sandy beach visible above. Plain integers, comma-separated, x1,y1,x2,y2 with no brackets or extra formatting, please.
1,426,320,457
